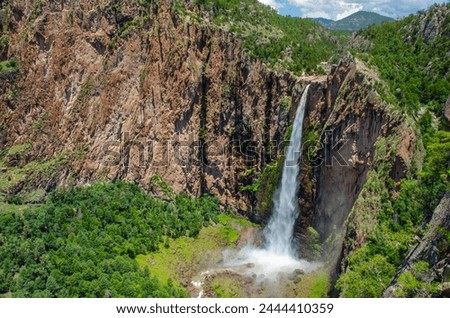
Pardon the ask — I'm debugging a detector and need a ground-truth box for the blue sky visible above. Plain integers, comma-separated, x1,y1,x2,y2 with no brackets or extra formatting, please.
258,0,449,20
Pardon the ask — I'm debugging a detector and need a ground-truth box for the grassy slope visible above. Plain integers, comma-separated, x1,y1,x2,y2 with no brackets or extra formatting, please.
206,269,330,298
136,214,258,289
136,211,330,298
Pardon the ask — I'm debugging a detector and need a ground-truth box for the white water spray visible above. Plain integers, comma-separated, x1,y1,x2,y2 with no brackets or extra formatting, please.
220,85,314,274
264,84,310,256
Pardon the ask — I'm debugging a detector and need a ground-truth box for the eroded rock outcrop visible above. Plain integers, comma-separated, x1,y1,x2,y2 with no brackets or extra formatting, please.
291,56,406,261
444,96,450,124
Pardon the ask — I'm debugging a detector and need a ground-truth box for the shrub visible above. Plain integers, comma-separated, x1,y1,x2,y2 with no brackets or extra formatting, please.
0,59,19,74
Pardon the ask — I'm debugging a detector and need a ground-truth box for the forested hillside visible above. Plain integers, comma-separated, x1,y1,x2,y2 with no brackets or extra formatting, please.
313,11,394,31
351,4,449,113
337,4,450,297
190,0,338,74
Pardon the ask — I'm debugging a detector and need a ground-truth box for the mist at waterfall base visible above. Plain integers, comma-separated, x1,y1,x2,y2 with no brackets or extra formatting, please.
220,85,320,280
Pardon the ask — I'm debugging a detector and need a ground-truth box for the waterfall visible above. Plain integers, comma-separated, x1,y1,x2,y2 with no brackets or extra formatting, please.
212,85,316,283
264,84,310,256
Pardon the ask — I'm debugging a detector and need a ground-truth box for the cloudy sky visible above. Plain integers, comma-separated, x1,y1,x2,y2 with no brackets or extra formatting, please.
258,0,448,20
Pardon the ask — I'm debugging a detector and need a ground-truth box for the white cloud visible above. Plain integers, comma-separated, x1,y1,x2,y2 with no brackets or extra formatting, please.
362,0,444,19
336,2,364,20
258,0,284,10
288,0,363,20
269,0,446,20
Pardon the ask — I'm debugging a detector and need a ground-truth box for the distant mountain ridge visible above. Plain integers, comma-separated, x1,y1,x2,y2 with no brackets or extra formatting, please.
311,11,394,31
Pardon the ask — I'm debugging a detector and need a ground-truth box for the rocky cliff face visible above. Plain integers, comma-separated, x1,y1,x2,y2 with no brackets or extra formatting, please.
291,57,409,260
3,0,372,218
407,4,449,44
1,0,306,212
444,96,450,125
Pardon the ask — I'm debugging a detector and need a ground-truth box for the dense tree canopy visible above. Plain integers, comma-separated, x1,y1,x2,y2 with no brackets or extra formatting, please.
0,181,220,297
337,4,450,297
191,0,337,74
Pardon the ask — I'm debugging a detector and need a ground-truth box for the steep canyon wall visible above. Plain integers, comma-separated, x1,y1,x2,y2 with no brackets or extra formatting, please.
0,0,413,263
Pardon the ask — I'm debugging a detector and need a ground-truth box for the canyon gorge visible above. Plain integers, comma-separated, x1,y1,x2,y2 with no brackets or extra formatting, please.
0,0,448,298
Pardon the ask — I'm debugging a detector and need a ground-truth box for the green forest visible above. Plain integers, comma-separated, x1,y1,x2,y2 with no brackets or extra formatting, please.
351,4,450,113
337,130,450,297
336,4,450,297
0,182,219,297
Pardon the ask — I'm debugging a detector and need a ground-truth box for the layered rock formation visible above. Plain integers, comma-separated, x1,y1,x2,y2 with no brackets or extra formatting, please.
1,0,302,212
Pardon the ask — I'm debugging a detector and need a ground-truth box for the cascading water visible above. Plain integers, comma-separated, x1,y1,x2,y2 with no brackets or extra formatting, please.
191,85,316,297
264,84,310,256
220,85,316,275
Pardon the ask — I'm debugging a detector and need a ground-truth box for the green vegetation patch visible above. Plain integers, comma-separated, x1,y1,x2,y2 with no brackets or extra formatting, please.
136,214,258,288
210,275,247,298
256,161,282,212
395,261,440,297
76,79,94,104
0,201,30,214
108,14,152,50
352,4,450,114
307,271,330,298
0,59,19,74
283,270,330,298
336,249,396,297
0,147,68,197
305,227,321,258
